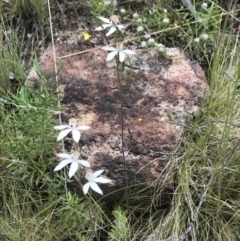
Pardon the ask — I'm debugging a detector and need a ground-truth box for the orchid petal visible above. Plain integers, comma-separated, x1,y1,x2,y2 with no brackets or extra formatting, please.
76,126,91,130
106,51,118,62
77,160,91,167
98,16,111,24
95,26,104,31
101,46,117,51
68,161,79,178
93,170,104,178
57,129,72,141
90,182,103,195
106,26,116,36
54,160,73,171
61,159,73,162
101,23,112,29
54,125,69,130
72,129,81,143
94,177,112,183
118,51,126,62
56,153,72,159
83,182,91,195
116,24,125,30
69,118,77,125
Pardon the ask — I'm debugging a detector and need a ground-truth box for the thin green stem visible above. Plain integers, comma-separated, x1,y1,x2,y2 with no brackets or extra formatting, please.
75,174,100,241
116,56,129,208
88,190,100,241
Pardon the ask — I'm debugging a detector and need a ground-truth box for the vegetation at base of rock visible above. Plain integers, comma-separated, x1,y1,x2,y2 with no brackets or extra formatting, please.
1,0,240,240
0,0,49,73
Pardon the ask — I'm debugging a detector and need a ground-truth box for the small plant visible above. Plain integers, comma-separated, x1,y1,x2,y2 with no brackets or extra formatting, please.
96,14,138,205
108,206,129,241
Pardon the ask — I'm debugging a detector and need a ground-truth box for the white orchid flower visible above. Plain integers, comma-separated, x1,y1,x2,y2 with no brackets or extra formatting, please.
95,16,125,37
54,118,90,143
83,170,112,195
54,151,90,178
101,43,135,63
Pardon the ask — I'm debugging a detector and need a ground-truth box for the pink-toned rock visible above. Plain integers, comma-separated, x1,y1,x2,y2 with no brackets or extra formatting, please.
30,44,207,202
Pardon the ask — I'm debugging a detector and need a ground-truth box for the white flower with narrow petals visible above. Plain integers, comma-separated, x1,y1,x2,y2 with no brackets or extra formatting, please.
54,118,90,143
101,43,135,63
95,16,125,37
54,151,90,178
83,170,112,195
